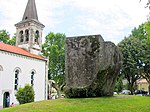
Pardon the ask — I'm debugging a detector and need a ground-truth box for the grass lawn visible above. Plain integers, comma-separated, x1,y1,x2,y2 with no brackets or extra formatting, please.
1,95,150,112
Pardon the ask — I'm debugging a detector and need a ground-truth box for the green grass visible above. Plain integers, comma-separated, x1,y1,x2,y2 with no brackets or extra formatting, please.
1,95,150,112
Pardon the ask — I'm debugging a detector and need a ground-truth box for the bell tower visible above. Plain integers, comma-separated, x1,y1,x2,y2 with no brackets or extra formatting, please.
15,0,45,55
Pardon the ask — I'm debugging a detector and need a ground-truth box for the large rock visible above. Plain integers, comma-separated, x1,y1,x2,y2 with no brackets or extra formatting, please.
65,35,122,98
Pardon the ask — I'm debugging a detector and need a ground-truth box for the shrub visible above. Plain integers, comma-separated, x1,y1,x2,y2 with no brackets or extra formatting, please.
15,84,35,104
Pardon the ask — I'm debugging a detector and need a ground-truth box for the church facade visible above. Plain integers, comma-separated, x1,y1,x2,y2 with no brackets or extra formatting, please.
0,0,48,109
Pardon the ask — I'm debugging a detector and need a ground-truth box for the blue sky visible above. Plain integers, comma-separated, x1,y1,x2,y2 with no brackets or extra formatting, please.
0,0,149,44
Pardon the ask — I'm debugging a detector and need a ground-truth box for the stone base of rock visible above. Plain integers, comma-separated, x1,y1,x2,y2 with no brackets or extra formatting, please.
65,35,122,98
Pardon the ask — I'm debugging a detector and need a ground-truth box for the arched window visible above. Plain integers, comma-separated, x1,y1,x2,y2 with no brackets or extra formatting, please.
25,29,29,42
31,71,35,86
19,31,24,43
14,68,21,90
35,30,39,44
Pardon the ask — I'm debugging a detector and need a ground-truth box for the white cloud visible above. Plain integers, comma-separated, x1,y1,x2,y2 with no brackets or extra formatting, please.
0,0,149,44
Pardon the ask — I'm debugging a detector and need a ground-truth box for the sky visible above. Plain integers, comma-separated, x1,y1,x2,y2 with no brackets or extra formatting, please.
0,0,149,44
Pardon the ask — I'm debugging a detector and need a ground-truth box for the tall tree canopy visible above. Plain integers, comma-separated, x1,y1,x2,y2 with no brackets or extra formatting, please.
118,24,150,94
42,32,66,86
118,36,142,94
143,22,150,94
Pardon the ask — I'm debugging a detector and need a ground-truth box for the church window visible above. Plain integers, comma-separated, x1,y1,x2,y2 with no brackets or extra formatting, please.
14,69,19,90
31,71,35,86
25,17,28,20
35,30,39,44
19,31,24,43
25,29,29,42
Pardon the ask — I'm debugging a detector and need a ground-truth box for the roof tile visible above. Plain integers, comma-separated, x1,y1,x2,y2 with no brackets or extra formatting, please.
0,42,45,60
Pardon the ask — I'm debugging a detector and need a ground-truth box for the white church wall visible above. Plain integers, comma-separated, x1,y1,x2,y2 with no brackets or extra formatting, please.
0,51,47,108
0,68,2,109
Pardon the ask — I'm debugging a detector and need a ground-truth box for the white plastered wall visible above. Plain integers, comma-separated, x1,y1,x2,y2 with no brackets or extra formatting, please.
0,51,47,108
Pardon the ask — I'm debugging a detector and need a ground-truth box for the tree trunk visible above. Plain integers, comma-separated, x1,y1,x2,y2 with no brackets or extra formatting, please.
130,86,134,95
128,82,134,95
52,82,61,98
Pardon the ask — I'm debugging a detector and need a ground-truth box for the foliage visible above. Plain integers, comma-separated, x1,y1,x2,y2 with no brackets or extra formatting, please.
0,29,16,45
0,30,10,43
15,84,35,104
7,36,16,46
115,75,123,93
2,96,150,112
118,37,141,94
118,24,147,94
143,21,150,94
42,32,66,86
144,21,150,48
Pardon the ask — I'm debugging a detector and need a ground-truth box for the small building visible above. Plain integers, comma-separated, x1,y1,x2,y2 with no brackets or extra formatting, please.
0,0,48,109
136,79,149,91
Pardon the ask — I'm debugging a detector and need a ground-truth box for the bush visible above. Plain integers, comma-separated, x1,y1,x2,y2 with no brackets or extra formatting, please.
15,84,35,104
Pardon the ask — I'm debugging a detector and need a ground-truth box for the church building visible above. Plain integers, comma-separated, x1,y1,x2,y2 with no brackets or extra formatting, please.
0,0,48,109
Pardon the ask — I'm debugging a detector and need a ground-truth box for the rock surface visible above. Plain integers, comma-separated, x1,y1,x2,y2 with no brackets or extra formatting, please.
65,35,122,98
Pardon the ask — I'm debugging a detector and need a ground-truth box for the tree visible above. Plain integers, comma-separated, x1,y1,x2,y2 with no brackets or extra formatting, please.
7,35,16,46
115,75,123,93
0,30,10,43
15,84,35,104
118,37,142,94
118,24,150,95
142,22,150,95
0,29,16,46
42,32,66,97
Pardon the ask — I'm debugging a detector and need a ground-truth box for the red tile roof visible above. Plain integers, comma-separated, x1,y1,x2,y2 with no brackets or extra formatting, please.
0,42,46,60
